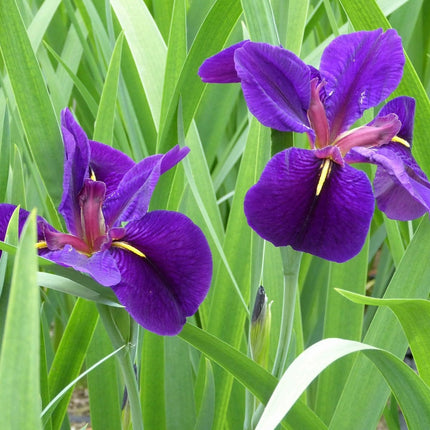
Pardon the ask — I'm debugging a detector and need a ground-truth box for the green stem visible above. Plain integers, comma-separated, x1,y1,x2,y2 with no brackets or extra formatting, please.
271,247,302,378
97,304,143,430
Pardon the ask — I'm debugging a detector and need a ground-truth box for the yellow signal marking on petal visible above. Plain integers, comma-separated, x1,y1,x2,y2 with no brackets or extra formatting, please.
35,241,48,249
392,135,410,148
90,167,97,181
111,241,146,258
316,159,332,196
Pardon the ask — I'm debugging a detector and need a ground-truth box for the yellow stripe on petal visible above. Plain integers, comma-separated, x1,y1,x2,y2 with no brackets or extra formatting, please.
90,167,97,181
392,135,410,148
111,241,146,258
316,159,332,196
35,241,47,249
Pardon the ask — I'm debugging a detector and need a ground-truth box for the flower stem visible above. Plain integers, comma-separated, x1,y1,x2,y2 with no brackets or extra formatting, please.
271,246,302,378
97,304,143,430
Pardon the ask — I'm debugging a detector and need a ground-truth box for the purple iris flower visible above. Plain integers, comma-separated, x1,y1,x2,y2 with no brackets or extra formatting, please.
199,29,430,262
0,109,212,335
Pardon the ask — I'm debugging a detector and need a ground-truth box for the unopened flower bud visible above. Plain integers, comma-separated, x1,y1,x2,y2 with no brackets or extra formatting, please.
251,286,272,368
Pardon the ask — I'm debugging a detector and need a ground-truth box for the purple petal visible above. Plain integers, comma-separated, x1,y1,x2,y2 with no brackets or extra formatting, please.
59,108,90,236
198,40,248,83
373,96,415,144
234,42,312,133
89,140,135,196
320,29,405,139
43,246,121,286
103,146,190,227
353,145,430,220
110,210,212,335
244,148,374,262
0,204,50,258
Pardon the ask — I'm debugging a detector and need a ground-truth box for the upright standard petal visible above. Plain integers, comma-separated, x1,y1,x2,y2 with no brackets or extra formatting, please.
198,40,248,83
103,145,190,227
320,29,405,139
110,211,212,335
234,42,312,133
89,140,135,196
244,148,374,262
59,108,90,236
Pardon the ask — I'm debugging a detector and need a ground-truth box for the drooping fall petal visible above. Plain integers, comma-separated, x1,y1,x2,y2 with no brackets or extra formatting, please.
244,148,374,262
110,210,212,335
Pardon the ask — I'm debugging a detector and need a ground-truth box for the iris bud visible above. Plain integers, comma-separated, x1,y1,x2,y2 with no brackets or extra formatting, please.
250,286,272,368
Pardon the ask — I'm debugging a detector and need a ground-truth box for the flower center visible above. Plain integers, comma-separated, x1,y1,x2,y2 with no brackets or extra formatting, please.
307,78,403,163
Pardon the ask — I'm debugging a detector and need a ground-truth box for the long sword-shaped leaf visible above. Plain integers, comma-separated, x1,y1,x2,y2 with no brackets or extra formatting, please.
179,323,326,430
256,338,430,430
337,289,430,385
0,0,62,204
330,217,430,429
0,211,41,430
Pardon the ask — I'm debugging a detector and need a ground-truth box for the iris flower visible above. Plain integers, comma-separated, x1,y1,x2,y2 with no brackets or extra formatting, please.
199,29,430,262
0,109,212,335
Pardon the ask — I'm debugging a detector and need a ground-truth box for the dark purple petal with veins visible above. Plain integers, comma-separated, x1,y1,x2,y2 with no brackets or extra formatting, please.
103,145,189,227
244,148,374,262
110,211,212,335
44,245,121,286
320,29,405,139
234,42,312,133
59,108,90,237
198,40,248,83
89,140,135,196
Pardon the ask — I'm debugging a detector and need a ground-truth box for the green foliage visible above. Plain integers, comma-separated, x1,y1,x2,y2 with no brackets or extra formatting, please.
0,1,430,429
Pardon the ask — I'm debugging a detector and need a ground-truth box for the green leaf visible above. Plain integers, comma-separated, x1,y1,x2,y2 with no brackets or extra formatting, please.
194,359,216,430
336,289,430,385
0,0,63,204
314,240,369,422
157,0,243,152
111,0,166,130
0,210,41,430
93,32,124,145
141,332,166,430
205,118,269,429
37,272,121,307
241,0,280,44
47,298,98,429
87,321,122,430
330,218,430,429
178,323,326,430
255,338,430,430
